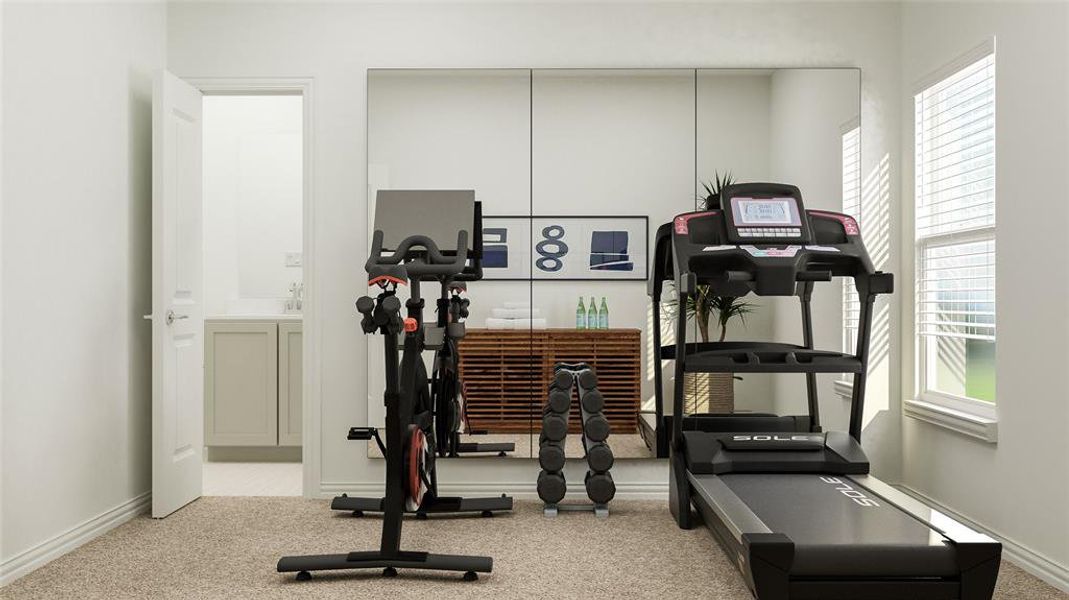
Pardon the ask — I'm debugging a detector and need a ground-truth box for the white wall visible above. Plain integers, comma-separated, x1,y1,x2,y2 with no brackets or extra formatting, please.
766,69,877,438
899,1,1069,582
167,0,902,497
365,70,532,427
1,0,165,580
530,70,698,414
202,95,303,316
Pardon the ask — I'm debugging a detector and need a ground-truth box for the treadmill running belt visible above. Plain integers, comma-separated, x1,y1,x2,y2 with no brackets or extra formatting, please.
720,474,959,577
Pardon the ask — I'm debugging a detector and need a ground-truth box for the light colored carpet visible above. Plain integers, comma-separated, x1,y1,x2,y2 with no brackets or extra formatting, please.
2,498,1063,599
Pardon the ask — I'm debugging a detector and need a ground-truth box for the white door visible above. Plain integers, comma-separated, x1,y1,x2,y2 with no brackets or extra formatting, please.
151,70,204,518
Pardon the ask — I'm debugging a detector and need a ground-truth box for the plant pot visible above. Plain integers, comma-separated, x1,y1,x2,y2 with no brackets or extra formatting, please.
683,372,735,414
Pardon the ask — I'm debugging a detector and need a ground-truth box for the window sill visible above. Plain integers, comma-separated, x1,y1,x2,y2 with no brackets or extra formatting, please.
904,398,998,443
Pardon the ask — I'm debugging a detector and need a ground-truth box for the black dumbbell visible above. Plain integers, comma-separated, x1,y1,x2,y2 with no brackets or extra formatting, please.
538,442,566,472
537,470,567,504
585,471,616,504
356,296,377,333
550,370,574,392
544,389,572,414
541,412,568,442
583,414,610,443
577,370,598,391
585,441,614,473
579,389,604,413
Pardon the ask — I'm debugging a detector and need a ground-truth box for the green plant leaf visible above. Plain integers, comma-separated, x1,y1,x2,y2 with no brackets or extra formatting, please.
698,171,735,210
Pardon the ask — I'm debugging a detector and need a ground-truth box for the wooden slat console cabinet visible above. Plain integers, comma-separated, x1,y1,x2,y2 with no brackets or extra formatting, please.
458,328,641,435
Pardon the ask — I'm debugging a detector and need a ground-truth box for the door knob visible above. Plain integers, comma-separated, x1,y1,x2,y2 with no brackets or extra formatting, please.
165,309,189,326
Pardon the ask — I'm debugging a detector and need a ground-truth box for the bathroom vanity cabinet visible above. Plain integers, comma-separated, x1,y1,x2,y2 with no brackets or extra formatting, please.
204,317,302,447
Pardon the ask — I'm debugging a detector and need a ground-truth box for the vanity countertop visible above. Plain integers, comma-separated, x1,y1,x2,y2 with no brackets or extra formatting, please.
206,314,303,322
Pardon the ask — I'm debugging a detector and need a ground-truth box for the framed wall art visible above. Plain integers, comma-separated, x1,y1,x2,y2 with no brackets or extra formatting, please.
481,216,648,281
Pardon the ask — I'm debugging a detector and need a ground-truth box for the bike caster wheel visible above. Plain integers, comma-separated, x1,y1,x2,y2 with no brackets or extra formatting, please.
497,451,507,457
481,510,493,518
383,567,398,578
416,512,428,520
295,571,312,582
463,571,478,582
351,510,364,518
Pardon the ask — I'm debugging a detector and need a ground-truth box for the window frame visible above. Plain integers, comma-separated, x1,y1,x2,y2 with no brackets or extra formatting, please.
840,119,861,389
912,41,997,422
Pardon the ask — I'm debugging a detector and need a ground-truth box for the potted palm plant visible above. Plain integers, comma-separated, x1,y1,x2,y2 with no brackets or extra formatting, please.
664,172,755,414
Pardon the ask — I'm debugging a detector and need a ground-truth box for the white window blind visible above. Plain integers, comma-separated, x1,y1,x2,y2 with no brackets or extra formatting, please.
841,125,861,358
914,50,996,406
915,53,996,238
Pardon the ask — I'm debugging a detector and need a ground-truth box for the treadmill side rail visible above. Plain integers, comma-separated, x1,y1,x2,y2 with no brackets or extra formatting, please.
847,476,999,545
849,474,1002,600
688,473,772,542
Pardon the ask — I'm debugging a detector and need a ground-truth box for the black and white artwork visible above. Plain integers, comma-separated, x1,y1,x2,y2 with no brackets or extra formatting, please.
481,216,648,281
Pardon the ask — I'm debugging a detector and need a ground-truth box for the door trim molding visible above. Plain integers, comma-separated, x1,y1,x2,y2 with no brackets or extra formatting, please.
186,77,318,499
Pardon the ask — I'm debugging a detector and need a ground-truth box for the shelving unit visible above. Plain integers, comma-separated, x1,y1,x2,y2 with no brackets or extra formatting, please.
458,328,641,434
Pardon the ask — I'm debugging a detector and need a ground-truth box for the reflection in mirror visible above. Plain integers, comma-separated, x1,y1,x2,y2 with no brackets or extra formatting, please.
646,68,862,458
530,70,695,461
366,69,534,459
364,67,860,463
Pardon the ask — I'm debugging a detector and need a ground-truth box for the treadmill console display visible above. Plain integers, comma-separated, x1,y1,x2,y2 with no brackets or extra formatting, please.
728,196,808,243
735,198,797,226
722,185,812,245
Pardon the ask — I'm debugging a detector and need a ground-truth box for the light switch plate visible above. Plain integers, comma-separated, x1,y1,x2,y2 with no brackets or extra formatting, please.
285,252,302,267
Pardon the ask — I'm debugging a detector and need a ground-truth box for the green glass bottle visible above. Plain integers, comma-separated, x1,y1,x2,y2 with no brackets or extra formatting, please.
598,297,609,329
576,297,586,329
587,296,598,329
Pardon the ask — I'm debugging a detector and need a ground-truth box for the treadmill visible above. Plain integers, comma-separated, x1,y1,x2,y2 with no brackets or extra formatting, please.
657,183,1001,599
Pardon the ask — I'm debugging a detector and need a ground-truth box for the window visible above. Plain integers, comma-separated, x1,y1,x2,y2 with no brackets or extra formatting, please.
841,123,861,366
914,49,996,414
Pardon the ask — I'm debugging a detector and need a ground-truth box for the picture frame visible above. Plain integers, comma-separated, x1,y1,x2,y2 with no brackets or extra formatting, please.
481,215,649,281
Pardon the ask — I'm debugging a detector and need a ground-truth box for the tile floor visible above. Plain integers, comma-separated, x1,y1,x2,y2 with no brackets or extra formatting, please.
202,461,303,496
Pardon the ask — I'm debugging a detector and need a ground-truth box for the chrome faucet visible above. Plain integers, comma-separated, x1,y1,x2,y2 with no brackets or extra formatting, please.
286,282,303,313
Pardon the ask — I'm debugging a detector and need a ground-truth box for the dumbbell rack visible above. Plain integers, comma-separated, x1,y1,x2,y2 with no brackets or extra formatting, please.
537,363,616,518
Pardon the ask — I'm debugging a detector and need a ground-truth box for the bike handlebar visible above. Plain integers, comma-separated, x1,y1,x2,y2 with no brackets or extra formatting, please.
365,230,471,278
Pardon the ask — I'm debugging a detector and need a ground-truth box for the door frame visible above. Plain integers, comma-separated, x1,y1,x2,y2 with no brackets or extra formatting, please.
188,77,318,498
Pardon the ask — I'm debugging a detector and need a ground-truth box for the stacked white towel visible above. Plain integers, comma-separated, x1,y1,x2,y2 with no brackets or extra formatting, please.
485,317,548,329
491,307,542,319
485,302,547,329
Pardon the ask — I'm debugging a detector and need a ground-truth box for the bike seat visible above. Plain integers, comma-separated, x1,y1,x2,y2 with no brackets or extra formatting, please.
368,264,408,287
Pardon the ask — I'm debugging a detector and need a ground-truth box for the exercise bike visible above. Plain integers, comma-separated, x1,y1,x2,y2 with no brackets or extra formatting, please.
431,282,514,458
278,190,508,582
328,191,513,519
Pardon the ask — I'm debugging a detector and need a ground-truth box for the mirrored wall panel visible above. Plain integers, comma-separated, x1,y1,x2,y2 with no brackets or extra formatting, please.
366,69,535,459
695,68,861,445
530,70,695,461
366,67,860,461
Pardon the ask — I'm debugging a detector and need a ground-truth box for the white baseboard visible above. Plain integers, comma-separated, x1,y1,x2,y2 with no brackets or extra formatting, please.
0,492,151,587
320,481,669,501
898,485,1069,593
